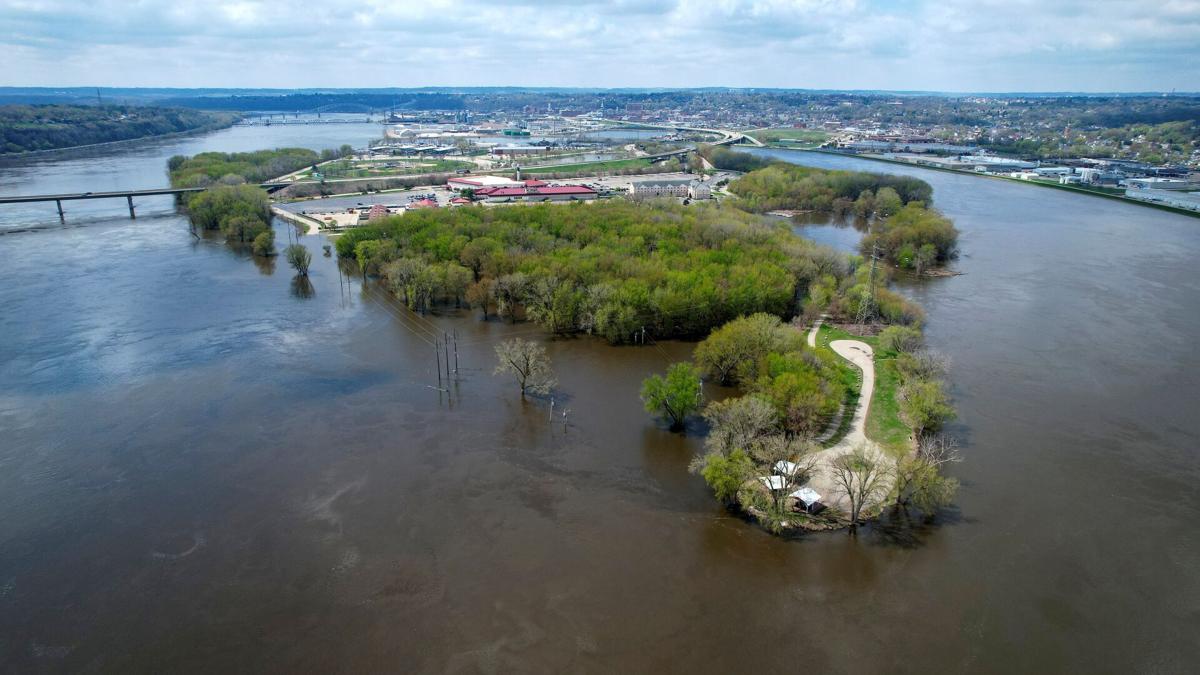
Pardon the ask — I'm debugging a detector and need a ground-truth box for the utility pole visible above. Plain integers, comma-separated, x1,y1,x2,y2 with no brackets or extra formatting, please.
435,340,442,388
856,243,879,325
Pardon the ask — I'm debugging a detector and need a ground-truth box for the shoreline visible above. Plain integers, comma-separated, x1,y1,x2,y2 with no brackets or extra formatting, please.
789,148,1200,219
0,117,240,161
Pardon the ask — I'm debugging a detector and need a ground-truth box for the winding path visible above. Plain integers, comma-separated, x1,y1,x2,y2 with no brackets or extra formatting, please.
797,323,892,515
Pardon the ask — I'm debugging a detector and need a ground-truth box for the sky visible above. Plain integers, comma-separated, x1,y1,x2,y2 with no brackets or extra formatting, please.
2,0,1199,92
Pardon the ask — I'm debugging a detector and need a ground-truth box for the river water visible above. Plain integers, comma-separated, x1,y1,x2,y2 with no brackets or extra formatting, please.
0,129,1198,673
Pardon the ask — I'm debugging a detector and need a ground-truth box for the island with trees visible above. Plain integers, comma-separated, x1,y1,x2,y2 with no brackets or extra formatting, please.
728,161,959,273
0,104,237,154
167,147,350,187
334,149,959,534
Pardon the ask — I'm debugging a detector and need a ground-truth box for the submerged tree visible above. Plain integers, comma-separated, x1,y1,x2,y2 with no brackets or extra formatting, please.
640,362,703,432
285,244,312,276
697,449,755,505
892,434,961,515
830,445,891,527
493,338,555,398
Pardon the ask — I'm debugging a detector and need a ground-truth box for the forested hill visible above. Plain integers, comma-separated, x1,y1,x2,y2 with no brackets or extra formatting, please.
0,105,237,154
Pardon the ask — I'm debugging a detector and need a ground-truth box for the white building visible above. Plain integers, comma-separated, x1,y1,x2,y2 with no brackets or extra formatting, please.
1125,189,1200,212
446,175,523,192
1125,177,1198,191
689,181,711,200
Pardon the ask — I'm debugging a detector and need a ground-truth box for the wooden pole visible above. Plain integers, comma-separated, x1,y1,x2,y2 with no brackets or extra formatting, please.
443,332,451,379
453,330,459,373
56,199,64,222
435,340,442,387
127,195,136,219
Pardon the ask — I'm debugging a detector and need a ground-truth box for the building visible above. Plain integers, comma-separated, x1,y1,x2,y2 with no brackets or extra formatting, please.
489,145,551,157
630,178,693,198
1125,177,1198,191
475,185,597,203
689,182,711,200
1124,189,1200,212
447,175,524,191
365,204,389,221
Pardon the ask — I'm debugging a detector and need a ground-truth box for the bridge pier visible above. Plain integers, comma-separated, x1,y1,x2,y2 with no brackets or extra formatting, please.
127,195,136,219
56,199,64,223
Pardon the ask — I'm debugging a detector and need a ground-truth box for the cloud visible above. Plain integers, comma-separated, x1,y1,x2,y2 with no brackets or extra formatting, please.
0,0,1197,91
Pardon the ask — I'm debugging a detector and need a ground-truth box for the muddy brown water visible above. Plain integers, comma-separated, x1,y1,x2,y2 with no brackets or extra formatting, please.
0,134,1198,673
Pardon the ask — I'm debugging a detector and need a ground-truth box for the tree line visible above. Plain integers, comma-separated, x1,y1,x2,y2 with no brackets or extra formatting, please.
727,160,958,272
167,146,352,188
334,200,915,343
0,104,236,154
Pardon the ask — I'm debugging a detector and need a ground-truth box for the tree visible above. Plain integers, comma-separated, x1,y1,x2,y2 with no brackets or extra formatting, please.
693,313,802,386
895,350,948,383
914,243,938,276
285,244,312,276
641,362,703,432
702,394,778,457
251,230,275,257
830,446,891,526
878,325,923,355
754,435,817,515
466,279,496,319
898,379,955,438
493,338,555,398
697,449,754,505
892,434,961,515
494,273,528,323
458,237,500,281
874,186,903,217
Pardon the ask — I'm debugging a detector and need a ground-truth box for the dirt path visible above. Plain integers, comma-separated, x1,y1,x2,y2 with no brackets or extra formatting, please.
799,337,893,514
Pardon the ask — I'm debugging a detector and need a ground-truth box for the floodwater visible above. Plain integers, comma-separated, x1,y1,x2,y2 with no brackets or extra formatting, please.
0,131,1197,673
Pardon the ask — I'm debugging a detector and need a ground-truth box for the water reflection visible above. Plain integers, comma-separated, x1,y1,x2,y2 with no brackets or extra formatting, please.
291,275,315,299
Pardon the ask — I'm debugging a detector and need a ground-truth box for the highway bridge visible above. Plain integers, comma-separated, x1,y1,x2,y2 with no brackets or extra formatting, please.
0,184,290,221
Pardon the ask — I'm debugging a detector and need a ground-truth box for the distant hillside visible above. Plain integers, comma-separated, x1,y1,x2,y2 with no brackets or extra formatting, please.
0,104,237,154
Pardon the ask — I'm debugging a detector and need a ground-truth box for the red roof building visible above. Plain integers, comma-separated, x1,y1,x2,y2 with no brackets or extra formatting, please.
476,185,598,203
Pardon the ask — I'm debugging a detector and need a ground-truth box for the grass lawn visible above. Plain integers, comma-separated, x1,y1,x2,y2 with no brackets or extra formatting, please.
298,158,473,179
523,157,654,174
748,128,830,146
814,323,912,458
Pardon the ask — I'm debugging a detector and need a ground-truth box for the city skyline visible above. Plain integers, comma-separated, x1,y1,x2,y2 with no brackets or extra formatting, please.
2,0,1198,92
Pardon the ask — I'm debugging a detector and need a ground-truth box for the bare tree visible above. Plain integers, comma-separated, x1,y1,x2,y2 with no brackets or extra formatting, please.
702,394,777,457
755,435,818,515
830,445,891,527
494,338,555,398
892,434,962,514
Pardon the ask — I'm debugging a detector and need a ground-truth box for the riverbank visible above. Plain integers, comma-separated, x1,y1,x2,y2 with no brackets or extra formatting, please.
806,148,1200,219
0,113,240,159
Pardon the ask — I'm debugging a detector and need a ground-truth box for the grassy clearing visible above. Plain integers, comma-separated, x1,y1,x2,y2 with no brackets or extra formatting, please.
748,128,830,146
814,323,911,458
298,158,473,180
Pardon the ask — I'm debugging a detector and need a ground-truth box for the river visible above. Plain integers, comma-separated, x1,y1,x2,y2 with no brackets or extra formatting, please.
0,130,1197,673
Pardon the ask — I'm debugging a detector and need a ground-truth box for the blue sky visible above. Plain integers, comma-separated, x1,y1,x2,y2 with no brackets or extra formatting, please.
2,0,1198,92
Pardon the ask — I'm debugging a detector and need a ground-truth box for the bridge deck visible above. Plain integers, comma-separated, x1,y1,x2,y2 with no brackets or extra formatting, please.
0,184,289,204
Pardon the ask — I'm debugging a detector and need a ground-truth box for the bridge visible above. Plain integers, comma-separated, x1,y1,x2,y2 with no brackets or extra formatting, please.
595,120,763,147
0,184,290,222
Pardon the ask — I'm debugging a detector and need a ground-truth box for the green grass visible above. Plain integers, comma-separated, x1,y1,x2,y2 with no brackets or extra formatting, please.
747,128,830,146
522,157,654,174
813,323,912,458
298,158,473,180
